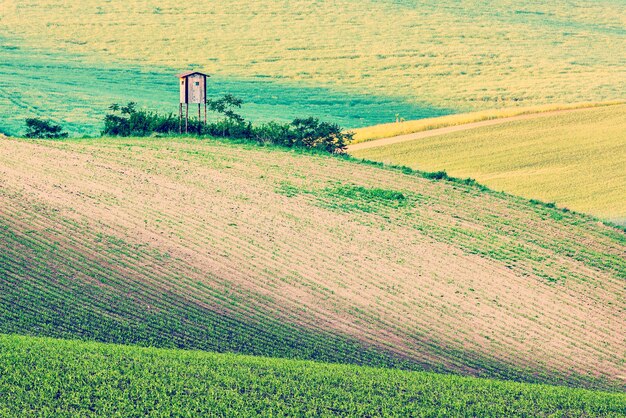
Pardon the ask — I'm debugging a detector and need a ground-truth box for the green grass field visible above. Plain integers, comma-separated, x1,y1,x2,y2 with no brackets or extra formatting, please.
1,136,625,392
351,105,626,222
1,0,624,134
0,39,440,136
2,334,625,417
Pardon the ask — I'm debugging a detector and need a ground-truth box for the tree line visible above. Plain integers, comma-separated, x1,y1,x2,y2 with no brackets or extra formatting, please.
23,95,354,154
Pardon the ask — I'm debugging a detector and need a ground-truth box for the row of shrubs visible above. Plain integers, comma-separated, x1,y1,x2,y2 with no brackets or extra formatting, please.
21,95,354,154
103,96,353,153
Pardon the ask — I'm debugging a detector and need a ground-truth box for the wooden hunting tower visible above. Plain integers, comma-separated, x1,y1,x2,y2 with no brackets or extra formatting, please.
176,71,210,133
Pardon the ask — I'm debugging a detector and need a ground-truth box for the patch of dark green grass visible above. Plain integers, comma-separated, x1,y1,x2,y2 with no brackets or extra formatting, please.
331,185,406,202
275,182,303,197
319,184,409,214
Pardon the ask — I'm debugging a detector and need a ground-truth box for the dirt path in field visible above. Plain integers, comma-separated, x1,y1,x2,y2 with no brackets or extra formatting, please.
348,107,594,152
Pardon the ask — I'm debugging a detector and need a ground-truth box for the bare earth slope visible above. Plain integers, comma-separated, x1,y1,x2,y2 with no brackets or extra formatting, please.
0,137,624,389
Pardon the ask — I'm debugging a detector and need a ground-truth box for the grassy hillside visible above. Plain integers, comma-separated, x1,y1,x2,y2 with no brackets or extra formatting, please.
0,38,438,136
1,136,624,390
351,105,626,222
2,334,625,417
1,0,624,133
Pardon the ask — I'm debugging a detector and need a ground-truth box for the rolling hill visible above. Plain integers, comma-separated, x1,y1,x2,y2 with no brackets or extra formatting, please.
1,135,624,391
350,104,626,223
1,0,625,134
2,334,625,417
1,0,625,414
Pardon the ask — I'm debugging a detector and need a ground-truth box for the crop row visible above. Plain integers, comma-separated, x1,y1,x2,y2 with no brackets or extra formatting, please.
0,193,416,371
1,334,625,417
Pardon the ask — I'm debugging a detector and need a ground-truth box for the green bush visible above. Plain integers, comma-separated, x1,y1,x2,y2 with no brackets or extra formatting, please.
422,170,449,180
252,121,295,146
102,102,178,136
291,117,353,153
24,118,68,139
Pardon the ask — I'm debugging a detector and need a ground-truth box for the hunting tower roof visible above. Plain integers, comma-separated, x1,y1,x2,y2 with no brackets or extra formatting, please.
176,71,210,79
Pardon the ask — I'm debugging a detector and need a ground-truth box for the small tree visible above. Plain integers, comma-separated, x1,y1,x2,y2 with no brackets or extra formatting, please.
291,117,353,153
24,118,68,139
206,94,246,136
102,103,132,136
102,102,178,136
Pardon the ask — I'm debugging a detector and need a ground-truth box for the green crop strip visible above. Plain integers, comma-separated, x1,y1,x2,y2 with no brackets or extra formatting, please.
0,334,625,417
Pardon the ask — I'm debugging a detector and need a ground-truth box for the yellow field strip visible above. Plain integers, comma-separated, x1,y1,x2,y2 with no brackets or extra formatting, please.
350,104,626,220
351,101,625,144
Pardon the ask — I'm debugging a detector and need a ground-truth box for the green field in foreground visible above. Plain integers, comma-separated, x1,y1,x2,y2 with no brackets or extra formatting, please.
1,334,625,417
351,105,626,222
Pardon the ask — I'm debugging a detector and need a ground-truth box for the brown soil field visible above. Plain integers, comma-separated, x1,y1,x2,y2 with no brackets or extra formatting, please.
1,137,624,389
